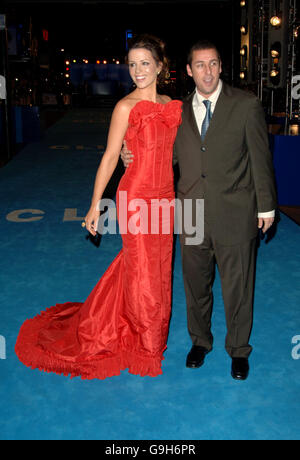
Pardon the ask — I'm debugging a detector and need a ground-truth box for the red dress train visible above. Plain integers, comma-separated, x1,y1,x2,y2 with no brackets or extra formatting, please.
15,100,182,379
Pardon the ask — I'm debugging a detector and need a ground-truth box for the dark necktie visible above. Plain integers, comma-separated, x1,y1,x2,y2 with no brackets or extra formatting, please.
201,100,212,141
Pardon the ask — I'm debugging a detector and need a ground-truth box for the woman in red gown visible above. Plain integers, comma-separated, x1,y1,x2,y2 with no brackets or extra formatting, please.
15,35,182,380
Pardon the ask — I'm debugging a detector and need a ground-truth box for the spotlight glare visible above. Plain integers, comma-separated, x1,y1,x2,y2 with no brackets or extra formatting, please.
270,42,281,59
270,16,281,27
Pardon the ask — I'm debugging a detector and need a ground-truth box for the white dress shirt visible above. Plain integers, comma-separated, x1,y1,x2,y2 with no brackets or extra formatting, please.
192,80,275,219
193,79,223,133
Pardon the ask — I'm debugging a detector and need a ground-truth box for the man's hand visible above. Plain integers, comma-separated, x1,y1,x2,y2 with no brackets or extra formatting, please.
258,217,274,233
120,140,134,168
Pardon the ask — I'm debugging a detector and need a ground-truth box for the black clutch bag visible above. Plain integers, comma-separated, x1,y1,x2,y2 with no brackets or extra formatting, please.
85,231,101,248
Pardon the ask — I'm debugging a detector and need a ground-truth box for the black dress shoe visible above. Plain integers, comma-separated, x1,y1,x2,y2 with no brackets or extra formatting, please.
186,345,208,368
231,358,249,380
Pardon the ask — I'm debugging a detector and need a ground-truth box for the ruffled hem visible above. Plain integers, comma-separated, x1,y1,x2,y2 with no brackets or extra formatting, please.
15,306,164,380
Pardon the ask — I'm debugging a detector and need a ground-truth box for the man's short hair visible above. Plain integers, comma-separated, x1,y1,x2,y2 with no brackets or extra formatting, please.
187,40,221,67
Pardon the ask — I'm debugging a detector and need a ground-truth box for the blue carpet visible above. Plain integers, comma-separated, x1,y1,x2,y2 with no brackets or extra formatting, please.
0,108,300,440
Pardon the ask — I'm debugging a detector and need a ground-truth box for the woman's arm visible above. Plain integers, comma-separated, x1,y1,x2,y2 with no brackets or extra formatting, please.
85,100,131,235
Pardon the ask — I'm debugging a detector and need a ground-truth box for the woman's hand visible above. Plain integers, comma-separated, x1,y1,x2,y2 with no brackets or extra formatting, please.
120,140,134,168
84,206,100,236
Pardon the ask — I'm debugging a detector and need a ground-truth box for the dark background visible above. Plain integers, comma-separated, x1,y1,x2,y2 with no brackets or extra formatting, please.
3,0,239,81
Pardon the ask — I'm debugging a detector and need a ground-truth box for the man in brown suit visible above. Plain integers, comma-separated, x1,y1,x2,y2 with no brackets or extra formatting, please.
175,40,277,380
122,40,277,380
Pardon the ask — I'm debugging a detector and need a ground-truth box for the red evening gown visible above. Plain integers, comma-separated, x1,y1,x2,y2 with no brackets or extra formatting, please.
15,100,182,379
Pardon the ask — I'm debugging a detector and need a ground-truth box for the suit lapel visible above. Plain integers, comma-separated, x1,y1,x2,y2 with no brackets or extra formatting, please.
184,83,235,144
204,83,234,141
184,91,203,144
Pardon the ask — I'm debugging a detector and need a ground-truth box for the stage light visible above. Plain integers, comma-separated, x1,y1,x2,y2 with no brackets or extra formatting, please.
240,71,246,79
240,1,246,6
270,42,281,58
61,49,64,52
65,74,70,78
96,60,100,64
103,60,107,64
240,46,247,56
269,39,281,86
65,60,70,66
289,124,299,136
267,1,289,88
270,16,281,27
271,50,279,58
116,61,120,65
269,68,280,86
240,26,246,34
270,70,279,86
73,59,76,63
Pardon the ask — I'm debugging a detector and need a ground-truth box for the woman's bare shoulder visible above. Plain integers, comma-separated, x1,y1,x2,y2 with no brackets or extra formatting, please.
113,97,136,115
115,95,142,112
108,100,134,127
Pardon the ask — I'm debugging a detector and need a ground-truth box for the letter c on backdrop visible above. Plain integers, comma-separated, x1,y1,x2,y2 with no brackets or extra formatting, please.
6,209,45,222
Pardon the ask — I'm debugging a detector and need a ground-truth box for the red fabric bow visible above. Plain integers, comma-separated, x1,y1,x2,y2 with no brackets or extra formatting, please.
126,100,182,141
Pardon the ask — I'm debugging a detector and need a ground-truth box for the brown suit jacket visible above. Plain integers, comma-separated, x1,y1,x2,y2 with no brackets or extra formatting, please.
174,82,277,246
